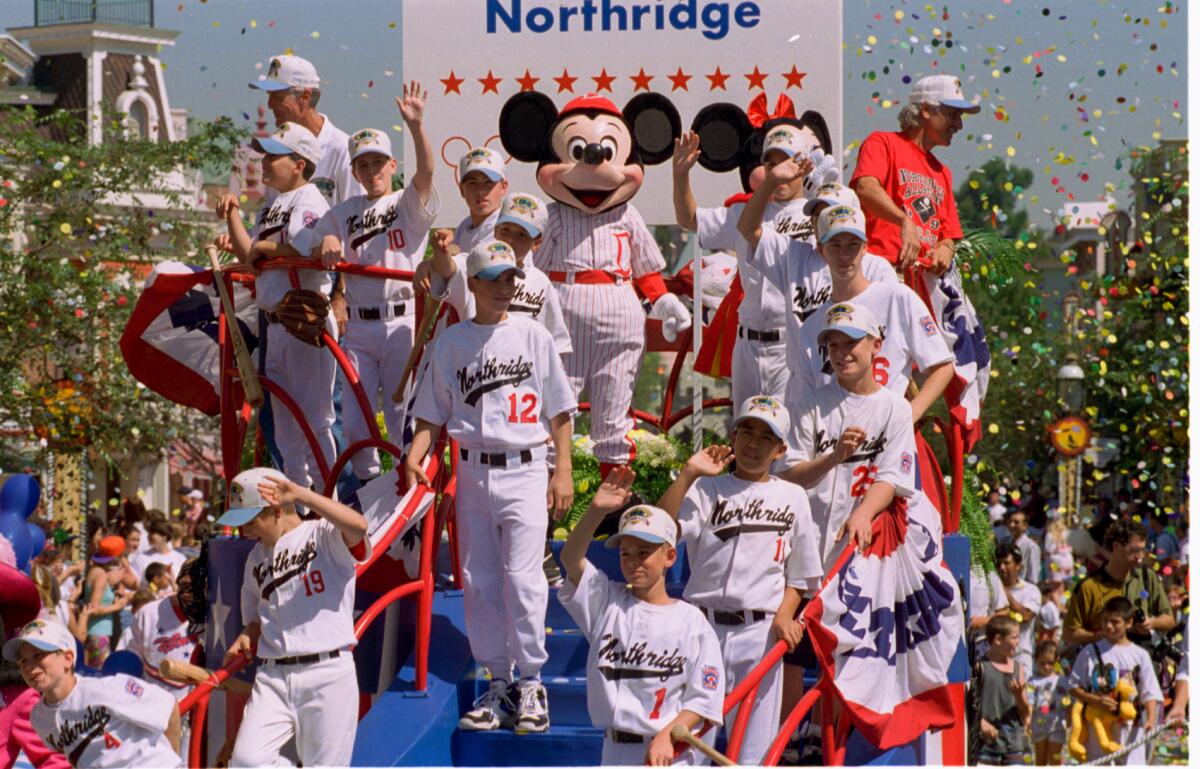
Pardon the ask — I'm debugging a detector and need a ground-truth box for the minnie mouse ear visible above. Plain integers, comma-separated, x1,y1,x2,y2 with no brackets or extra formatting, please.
691,103,753,173
499,92,559,163
623,93,681,166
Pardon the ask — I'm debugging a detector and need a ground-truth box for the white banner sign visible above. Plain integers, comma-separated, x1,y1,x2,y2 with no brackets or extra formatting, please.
403,0,842,226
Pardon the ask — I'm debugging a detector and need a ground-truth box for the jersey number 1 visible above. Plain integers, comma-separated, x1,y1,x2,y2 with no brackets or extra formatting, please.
507,393,537,423
302,569,325,596
648,687,667,720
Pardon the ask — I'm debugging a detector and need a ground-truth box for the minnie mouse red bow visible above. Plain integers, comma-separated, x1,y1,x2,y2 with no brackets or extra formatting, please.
746,92,797,128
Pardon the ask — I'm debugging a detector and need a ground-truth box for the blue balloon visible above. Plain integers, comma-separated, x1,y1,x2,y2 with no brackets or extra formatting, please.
0,474,40,520
101,650,144,679
26,521,46,559
0,512,33,571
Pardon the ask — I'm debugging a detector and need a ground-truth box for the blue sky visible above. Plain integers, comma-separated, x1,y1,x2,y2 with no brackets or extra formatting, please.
0,0,1186,227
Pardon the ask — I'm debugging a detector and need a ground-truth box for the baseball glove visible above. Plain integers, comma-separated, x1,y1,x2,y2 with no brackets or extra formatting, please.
274,288,331,347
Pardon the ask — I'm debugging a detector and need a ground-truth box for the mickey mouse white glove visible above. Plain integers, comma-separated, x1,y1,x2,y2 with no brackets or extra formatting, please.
803,149,840,199
649,293,692,343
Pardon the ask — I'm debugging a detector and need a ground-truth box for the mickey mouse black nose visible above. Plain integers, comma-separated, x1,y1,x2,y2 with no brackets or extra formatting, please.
582,143,607,165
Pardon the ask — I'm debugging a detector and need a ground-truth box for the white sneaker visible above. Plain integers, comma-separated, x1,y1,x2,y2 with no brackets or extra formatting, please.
458,679,516,731
513,679,550,733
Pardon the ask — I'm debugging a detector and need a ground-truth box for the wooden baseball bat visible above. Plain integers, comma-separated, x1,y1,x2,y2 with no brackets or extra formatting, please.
392,293,443,403
159,658,253,696
206,245,264,408
670,724,736,766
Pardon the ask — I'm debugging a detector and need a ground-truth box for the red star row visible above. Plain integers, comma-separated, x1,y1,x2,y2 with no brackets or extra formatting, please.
439,65,806,95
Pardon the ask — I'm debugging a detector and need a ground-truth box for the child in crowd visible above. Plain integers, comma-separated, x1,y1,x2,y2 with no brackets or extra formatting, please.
995,541,1040,677
1037,580,1066,645
1067,596,1162,765
976,615,1031,765
1027,641,1068,766
1042,515,1075,584
561,468,724,765
143,562,173,597
5,619,183,768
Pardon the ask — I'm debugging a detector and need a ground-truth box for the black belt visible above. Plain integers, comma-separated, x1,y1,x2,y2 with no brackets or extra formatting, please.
354,303,406,320
608,729,646,744
460,447,534,467
704,606,769,626
738,325,781,343
264,649,341,666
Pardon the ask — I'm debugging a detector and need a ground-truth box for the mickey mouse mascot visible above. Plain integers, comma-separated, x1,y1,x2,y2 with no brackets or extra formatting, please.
499,92,690,478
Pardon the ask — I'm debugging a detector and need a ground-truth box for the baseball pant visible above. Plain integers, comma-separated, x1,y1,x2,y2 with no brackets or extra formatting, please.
456,449,549,680
711,616,782,766
229,653,357,768
264,317,337,490
600,731,712,765
731,334,789,409
340,314,415,479
557,283,644,466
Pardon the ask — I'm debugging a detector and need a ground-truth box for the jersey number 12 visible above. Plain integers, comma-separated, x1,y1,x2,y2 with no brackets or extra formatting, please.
507,393,538,423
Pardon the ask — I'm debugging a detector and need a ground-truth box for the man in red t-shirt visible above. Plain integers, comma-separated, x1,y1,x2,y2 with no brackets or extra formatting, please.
850,75,980,273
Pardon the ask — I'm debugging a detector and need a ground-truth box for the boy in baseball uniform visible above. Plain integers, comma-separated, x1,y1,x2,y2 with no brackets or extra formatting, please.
218,467,370,767
672,126,817,406
427,192,572,355
780,301,940,571
405,240,576,733
216,123,335,490
561,473,724,765
453,147,509,251
6,618,183,768
656,395,823,765
310,82,438,482
127,559,201,701
742,162,954,423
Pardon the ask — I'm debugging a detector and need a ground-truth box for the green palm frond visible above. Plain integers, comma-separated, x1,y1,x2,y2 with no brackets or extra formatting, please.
955,229,1027,281
960,466,996,575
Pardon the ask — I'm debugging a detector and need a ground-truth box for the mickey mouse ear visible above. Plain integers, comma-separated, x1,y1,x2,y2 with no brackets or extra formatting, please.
499,92,559,163
691,103,753,173
623,93,681,166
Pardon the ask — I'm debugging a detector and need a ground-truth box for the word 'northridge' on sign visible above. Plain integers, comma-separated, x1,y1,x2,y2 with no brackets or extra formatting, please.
486,0,762,41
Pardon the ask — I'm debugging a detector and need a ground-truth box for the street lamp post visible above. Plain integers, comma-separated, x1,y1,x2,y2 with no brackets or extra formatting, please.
1056,354,1086,527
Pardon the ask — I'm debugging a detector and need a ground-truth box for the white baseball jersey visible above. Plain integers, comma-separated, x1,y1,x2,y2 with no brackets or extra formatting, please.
454,209,500,253
239,519,371,659
696,197,811,330
792,280,953,399
559,561,724,735
313,184,440,305
751,232,899,370
678,475,823,611
129,547,187,585
787,383,919,567
249,184,331,310
533,202,665,277
311,114,364,206
30,673,181,768
410,316,576,451
433,254,573,354
127,597,198,699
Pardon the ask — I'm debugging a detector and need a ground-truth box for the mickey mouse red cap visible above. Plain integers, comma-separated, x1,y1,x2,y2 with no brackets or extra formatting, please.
559,93,622,119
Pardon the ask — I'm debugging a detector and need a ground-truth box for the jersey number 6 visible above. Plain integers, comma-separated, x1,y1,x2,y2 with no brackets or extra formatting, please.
507,393,538,423
872,357,890,386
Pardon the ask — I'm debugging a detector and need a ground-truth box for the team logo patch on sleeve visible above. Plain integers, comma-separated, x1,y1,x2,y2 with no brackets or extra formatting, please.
125,679,145,698
900,452,913,474
702,665,720,691
302,210,320,229
919,315,938,337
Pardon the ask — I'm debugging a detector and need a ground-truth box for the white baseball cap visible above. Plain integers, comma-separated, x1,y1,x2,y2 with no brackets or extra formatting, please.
908,74,981,114
802,181,862,216
3,618,75,662
249,54,321,92
186,489,204,500
604,504,678,549
817,301,882,344
459,147,506,183
733,395,790,441
348,128,393,162
760,124,812,162
216,467,287,527
467,240,525,281
497,192,549,238
251,122,322,166
817,204,867,244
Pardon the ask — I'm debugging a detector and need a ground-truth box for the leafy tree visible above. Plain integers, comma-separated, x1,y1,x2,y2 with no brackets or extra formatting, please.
0,106,243,470
956,157,1032,241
